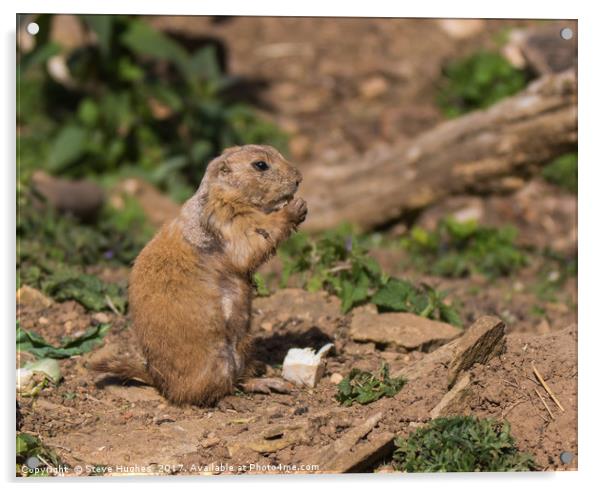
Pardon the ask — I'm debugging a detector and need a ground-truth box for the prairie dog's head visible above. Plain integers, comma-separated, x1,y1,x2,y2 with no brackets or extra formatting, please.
204,144,302,213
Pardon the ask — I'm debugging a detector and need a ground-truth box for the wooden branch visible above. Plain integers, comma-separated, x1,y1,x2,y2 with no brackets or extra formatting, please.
300,70,577,232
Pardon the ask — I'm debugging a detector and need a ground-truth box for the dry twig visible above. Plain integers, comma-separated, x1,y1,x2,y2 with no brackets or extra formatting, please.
531,361,565,412
534,388,555,420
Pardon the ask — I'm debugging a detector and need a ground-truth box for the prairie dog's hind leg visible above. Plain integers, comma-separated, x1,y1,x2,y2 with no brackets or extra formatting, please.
239,377,294,394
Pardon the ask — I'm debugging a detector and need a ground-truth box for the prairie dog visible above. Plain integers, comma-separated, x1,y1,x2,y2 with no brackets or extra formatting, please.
92,145,306,405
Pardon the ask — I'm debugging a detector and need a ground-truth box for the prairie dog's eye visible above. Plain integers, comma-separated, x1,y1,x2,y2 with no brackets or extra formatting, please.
252,161,270,172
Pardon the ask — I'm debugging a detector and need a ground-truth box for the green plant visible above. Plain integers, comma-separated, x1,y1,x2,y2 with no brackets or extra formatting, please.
372,279,462,327
17,322,110,359
18,15,287,199
279,224,386,312
542,153,577,194
402,218,528,279
278,225,462,322
336,363,405,406
16,433,62,477
392,416,537,472
252,272,271,297
437,51,528,118
17,185,150,310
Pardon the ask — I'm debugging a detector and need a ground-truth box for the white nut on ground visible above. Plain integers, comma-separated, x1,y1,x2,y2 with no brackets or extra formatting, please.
282,343,334,388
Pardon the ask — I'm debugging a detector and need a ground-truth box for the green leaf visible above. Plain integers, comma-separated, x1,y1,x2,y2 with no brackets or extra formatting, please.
335,363,405,406
77,98,99,126
188,45,222,81
47,125,88,172
82,15,113,56
17,323,110,359
23,358,62,384
121,20,189,74
18,42,61,74
41,269,125,312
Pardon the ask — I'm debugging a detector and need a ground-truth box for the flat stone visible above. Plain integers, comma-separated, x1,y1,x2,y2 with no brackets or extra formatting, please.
447,316,506,387
327,432,395,473
306,412,384,472
228,424,309,456
253,289,342,325
430,373,473,419
16,286,54,310
350,311,459,352
104,383,163,403
199,436,220,449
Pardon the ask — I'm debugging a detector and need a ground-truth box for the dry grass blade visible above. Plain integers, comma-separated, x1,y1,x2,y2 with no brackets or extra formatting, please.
534,387,555,420
531,361,565,412
104,294,122,317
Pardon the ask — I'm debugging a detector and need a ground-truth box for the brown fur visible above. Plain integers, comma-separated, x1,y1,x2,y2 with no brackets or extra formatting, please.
90,145,306,405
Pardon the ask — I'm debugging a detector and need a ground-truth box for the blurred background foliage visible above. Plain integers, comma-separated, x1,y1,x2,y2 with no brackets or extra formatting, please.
17,14,287,307
17,14,287,202
437,51,529,118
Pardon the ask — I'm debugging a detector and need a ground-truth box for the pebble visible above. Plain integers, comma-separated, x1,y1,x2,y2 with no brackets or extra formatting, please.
200,436,220,449
92,312,110,324
330,373,343,384
560,451,574,465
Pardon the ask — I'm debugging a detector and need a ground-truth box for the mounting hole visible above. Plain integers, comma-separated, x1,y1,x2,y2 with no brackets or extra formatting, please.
560,27,573,40
26,22,40,35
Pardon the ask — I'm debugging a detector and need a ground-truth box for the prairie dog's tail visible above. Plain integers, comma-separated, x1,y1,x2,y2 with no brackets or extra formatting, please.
89,356,152,385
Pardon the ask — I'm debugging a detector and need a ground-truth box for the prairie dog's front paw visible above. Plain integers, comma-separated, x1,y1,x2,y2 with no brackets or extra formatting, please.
287,197,307,225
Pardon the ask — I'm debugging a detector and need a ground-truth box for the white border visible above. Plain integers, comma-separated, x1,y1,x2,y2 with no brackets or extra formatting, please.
2,1,600,490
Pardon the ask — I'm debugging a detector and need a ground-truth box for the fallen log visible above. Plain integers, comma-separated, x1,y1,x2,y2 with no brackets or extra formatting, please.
300,70,577,232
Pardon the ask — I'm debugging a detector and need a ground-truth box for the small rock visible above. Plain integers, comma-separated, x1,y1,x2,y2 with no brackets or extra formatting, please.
350,311,459,352
447,316,506,387
560,451,574,465
252,289,342,330
359,76,388,99
259,321,273,332
330,373,343,385
199,436,220,449
16,286,53,310
430,373,473,418
92,312,110,324
306,412,386,472
37,316,49,325
229,425,309,455
282,343,333,388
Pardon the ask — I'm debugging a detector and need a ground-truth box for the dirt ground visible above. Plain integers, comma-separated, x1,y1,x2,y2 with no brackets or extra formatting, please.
17,16,577,475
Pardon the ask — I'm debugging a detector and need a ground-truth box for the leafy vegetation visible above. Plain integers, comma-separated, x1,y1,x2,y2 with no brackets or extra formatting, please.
18,14,287,201
402,218,528,279
542,153,577,194
17,322,110,359
372,279,462,326
278,224,462,323
336,363,405,406
17,433,62,477
437,51,528,118
392,416,537,472
17,185,151,311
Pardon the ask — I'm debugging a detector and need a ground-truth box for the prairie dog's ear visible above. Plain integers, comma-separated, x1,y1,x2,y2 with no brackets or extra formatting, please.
218,158,231,175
